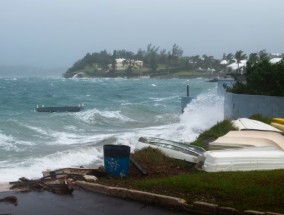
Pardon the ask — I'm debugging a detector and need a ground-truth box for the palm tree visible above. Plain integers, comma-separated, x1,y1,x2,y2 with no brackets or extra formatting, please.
248,53,259,65
235,50,247,73
259,49,269,61
226,53,234,64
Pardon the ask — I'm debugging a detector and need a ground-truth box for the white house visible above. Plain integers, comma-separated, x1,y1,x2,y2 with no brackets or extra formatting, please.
112,58,143,70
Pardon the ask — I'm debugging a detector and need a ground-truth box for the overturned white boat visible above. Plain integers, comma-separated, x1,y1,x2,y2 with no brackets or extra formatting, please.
196,147,284,172
232,118,281,132
138,137,205,163
208,130,284,150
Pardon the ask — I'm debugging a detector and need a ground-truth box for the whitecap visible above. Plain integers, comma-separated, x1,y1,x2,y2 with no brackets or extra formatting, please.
0,132,34,152
75,109,135,124
0,146,103,182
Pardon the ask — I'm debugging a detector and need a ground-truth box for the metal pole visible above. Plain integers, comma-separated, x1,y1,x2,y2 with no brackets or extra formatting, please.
186,80,189,97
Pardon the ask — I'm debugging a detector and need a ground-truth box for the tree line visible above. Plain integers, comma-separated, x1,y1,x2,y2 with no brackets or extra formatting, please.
63,44,283,78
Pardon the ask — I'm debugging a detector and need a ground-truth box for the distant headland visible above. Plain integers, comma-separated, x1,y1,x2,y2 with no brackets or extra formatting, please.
63,44,283,79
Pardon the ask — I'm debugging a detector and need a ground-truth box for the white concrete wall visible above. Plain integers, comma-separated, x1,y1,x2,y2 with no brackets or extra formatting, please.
224,92,284,119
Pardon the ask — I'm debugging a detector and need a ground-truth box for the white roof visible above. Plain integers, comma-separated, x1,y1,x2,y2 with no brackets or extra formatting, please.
227,60,247,70
220,60,228,65
269,58,282,64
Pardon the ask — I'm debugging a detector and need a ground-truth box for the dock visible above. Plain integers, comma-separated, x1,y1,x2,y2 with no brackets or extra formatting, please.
36,106,83,113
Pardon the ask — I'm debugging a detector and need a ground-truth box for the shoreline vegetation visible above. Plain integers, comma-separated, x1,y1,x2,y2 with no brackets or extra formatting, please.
63,45,283,79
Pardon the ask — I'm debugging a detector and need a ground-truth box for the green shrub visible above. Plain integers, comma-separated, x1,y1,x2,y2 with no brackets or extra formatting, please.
249,114,271,124
227,59,284,96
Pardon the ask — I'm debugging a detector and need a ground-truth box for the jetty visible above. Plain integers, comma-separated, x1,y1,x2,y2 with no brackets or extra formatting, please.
36,105,83,113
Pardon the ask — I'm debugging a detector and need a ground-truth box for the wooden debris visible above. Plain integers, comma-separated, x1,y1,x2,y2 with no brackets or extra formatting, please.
83,175,98,182
10,176,73,195
130,158,148,176
42,167,107,178
0,196,18,206
9,167,108,195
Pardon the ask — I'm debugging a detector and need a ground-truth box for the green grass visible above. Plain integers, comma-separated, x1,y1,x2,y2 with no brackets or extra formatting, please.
99,147,284,213
134,170,284,212
191,119,237,149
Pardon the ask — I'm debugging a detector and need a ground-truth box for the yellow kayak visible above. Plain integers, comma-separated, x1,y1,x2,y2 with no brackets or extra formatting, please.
272,118,284,125
271,122,284,131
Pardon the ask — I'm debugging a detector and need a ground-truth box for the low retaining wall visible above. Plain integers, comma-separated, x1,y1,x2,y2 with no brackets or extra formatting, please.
224,92,284,119
75,181,283,215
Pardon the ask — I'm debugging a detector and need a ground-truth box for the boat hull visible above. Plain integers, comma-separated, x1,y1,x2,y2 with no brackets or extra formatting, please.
138,137,205,163
197,147,284,172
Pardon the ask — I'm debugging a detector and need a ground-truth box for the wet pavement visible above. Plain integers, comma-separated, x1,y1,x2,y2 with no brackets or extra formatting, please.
0,188,190,215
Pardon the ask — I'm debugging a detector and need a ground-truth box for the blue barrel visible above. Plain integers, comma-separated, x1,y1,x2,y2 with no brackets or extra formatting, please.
103,145,130,177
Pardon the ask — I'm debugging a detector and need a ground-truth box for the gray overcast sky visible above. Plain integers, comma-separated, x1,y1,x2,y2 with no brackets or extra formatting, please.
0,0,283,68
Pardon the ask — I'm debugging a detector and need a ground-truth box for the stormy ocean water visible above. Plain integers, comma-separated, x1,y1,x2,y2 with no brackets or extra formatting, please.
0,77,224,182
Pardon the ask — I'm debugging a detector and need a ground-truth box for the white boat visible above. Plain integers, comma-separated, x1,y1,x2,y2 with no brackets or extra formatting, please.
232,118,281,132
208,130,284,151
225,130,284,146
196,147,284,172
138,137,205,163
209,136,284,151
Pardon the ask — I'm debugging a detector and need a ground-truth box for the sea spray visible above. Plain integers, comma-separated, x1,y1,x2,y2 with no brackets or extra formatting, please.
177,91,224,142
108,91,224,150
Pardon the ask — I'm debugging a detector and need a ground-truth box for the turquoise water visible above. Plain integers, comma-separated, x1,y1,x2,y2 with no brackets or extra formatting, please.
0,77,223,182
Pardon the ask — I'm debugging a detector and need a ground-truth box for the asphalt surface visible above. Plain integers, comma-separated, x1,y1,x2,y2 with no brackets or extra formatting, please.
0,188,190,215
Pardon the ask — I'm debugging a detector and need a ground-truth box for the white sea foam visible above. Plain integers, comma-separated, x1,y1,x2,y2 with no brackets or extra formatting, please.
111,91,224,147
0,132,34,152
48,131,113,145
0,147,103,182
75,108,135,124
149,95,180,102
22,124,49,136
0,133,19,151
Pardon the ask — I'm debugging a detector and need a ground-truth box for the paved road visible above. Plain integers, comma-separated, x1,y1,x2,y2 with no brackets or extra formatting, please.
0,188,190,215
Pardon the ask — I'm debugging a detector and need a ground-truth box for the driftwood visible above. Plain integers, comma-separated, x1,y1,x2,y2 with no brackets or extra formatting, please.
10,177,74,195
42,167,107,178
9,168,107,195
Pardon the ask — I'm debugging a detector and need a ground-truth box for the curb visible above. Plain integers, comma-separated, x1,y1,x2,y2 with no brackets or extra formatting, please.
75,181,188,210
75,181,284,215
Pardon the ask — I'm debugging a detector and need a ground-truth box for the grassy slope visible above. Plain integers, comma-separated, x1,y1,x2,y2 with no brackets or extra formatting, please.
134,169,284,212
